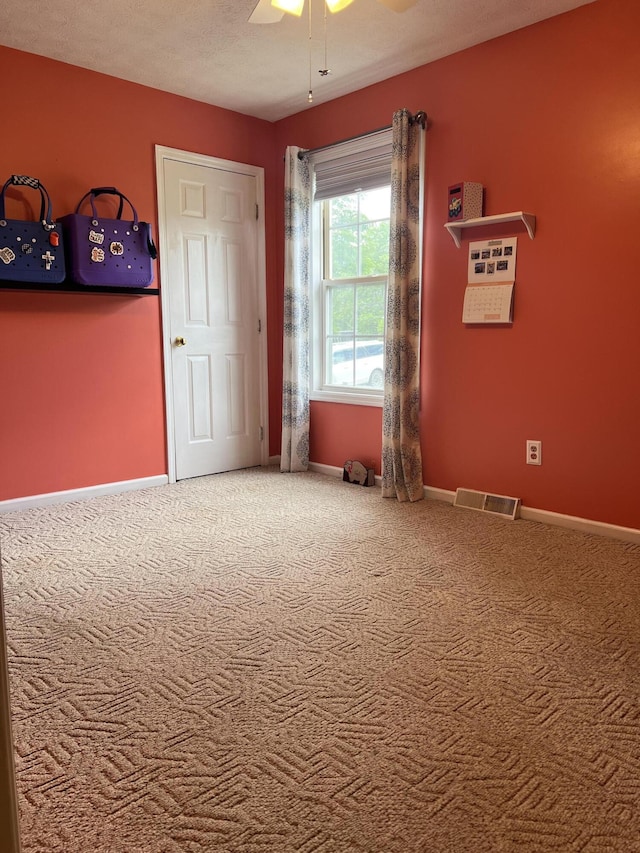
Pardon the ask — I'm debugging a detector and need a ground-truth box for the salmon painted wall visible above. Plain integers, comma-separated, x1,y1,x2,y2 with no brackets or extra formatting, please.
274,0,640,530
0,47,277,501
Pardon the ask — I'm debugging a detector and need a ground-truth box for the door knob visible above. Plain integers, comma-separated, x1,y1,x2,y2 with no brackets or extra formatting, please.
174,336,187,347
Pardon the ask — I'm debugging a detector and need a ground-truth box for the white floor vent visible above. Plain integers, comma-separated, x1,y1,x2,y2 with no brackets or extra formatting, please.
453,488,521,520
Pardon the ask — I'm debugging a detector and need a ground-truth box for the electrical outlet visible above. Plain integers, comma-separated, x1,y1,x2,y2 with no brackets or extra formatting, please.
526,440,542,465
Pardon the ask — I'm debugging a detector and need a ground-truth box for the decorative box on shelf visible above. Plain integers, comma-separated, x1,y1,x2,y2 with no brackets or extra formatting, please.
447,182,483,222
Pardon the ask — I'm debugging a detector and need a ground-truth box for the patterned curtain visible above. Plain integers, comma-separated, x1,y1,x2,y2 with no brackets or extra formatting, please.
381,109,425,501
281,147,311,472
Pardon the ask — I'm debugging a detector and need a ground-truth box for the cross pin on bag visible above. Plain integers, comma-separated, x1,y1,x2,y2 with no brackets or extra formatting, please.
0,175,66,284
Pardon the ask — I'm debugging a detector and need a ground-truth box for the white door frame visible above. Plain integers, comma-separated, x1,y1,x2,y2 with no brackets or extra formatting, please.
155,145,269,483
0,556,21,853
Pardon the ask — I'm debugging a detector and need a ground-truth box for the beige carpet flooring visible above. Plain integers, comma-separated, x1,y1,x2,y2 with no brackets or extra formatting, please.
1,467,640,852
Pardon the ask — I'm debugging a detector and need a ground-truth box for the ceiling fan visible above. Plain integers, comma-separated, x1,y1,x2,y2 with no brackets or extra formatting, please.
249,0,417,25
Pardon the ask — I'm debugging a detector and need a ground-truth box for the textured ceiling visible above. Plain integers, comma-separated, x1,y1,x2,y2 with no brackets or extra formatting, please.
1,0,596,121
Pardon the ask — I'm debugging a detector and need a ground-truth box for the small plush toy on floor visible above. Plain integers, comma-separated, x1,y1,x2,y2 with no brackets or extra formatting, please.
343,460,375,487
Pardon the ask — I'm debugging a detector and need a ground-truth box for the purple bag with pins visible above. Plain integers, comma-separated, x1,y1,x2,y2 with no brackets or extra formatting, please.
0,175,66,284
60,187,157,287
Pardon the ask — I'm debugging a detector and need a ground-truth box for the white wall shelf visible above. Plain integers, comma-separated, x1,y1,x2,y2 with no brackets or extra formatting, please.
444,211,536,248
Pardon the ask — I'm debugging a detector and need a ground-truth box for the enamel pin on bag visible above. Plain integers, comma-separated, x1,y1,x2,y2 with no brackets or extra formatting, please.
0,175,66,284
60,186,157,287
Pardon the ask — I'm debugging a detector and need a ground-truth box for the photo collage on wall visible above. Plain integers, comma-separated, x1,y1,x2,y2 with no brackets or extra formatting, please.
467,236,517,283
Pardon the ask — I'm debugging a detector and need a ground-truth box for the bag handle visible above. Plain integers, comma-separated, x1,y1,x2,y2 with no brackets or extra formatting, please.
92,189,157,259
0,175,53,227
75,187,139,229
88,187,125,219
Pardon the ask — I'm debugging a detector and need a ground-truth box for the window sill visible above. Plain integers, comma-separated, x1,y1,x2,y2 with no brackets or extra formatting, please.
310,389,383,407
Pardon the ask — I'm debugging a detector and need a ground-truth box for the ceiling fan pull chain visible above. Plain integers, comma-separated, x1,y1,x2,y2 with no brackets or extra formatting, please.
319,1,330,77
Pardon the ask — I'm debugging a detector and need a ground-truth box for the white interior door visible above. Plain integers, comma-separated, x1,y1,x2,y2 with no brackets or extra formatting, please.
158,150,266,481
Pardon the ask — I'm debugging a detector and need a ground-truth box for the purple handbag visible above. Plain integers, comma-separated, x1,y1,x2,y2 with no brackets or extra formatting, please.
60,187,157,287
0,175,66,284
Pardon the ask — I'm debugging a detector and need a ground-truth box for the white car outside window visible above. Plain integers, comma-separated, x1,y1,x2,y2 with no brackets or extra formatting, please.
329,341,384,389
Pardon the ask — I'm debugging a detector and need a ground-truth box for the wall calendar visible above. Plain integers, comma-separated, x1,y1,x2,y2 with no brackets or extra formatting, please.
463,237,517,324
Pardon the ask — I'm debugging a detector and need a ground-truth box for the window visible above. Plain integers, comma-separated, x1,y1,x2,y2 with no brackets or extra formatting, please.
309,129,392,406
324,188,389,393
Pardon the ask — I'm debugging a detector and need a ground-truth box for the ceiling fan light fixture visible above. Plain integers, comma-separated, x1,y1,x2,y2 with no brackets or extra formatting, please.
271,0,305,15
325,0,355,10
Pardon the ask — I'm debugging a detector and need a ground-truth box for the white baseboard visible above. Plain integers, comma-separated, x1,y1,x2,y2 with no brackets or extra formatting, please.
307,463,640,545
423,485,456,503
308,461,346,479
0,475,169,514
517,506,640,545
3,465,638,545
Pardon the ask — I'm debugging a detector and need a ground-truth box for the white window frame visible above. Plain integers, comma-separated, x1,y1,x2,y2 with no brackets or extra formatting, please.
308,130,392,407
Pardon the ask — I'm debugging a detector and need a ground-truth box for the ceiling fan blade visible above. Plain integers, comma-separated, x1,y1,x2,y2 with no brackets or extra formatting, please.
249,0,412,24
377,0,417,11
326,0,356,11
249,0,285,24
273,0,305,13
